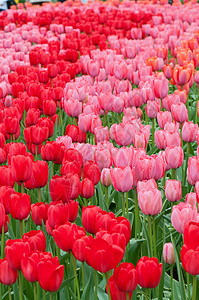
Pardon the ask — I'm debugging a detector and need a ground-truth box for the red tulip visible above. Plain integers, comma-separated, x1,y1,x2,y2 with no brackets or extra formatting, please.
82,205,102,234
11,155,33,183
136,257,162,288
48,201,69,230
21,250,41,283
5,239,30,271
107,275,132,300
24,161,49,190
114,262,138,293
31,202,49,226
37,255,64,292
9,192,31,221
22,230,46,252
81,178,95,199
72,235,93,262
0,258,18,285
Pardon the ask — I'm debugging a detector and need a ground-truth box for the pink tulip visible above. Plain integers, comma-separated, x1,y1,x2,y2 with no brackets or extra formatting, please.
101,168,112,187
137,179,157,193
111,146,133,168
187,157,199,184
94,149,112,170
138,188,162,215
164,131,181,147
165,180,182,202
182,122,198,143
165,146,183,169
152,155,165,181
153,77,169,99
163,243,176,265
135,155,156,181
155,130,167,149
110,166,133,193
133,133,147,149
171,103,188,123
171,203,197,234
63,99,82,118
185,193,197,210
145,99,161,119
157,111,172,129
94,126,109,143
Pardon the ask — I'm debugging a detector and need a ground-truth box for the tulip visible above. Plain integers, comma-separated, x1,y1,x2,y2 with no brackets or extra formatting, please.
136,256,162,289
22,230,46,252
165,180,182,202
5,239,30,271
138,188,162,216
9,193,31,221
106,275,132,300
171,103,188,123
157,111,172,129
83,161,101,186
172,66,192,86
85,237,124,273
47,201,69,230
21,250,42,283
37,255,64,292
114,263,138,293
101,168,112,187
94,149,112,170
153,77,169,99
110,167,133,193
185,193,197,209
11,155,33,183
72,235,93,262
111,146,133,168
165,146,183,170
81,178,95,200
135,156,156,181
182,122,198,143
0,258,18,285
31,202,49,226
163,243,176,265
171,203,197,234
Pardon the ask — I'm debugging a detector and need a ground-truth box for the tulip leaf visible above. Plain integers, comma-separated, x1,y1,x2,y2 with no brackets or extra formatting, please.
7,223,16,240
81,272,93,300
171,233,187,300
23,280,34,300
127,238,145,266
1,291,8,300
97,286,108,300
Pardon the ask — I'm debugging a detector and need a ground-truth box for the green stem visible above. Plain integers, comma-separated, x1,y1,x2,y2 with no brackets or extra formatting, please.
103,111,106,127
192,275,197,300
57,245,60,259
145,288,148,300
105,273,111,300
153,216,157,257
152,118,155,148
38,188,41,203
105,186,109,211
37,282,40,300
19,221,23,238
49,293,53,300
71,253,80,300
19,271,23,300
82,262,85,291
170,265,173,300
122,193,125,217
1,226,4,258
135,189,139,240
59,104,64,136
52,161,54,178
187,142,190,161
126,192,129,219
148,215,153,257
43,289,46,300
21,183,25,194
33,282,37,300
94,270,98,300
187,273,190,300
8,285,12,300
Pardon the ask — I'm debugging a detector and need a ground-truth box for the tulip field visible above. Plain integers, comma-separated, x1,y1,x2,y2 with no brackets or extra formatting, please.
1,0,199,299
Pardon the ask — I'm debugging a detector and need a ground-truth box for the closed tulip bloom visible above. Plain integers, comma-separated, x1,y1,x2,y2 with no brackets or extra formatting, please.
133,133,147,149
83,161,101,185
0,166,15,187
22,230,46,252
174,90,187,104
182,122,198,143
21,250,41,283
94,149,112,170
9,193,31,221
145,99,161,119
94,126,109,144
165,146,183,169
72,235,93,262
53,222,85,252
172,66,192,86
96,230,126,252
110,166,133,193
37,256,64,292
163,64,173,79
0,258,18,285
163,243,176,265
0,203,5,232
81,178,95,199
43,100,57,117
181,245,199,275
171,203,197,234
157,111,172,129
171,103,188,123
137,179,157,193
135,156,156,181
109,217,131,246
165,180,182,202
94,211,115,234
47,64,58,79
63,149,83,168
11,155,33,183
136,257,162,288
4,116,20,135
107,275,132,300
165,131,181,148
101,168,112,187
153,77,169,99
114,263,138,293
24,161,49,190
155,130,167,149
82,205,102,234
185,193,197,209
63,99,82,118
138,188,162,215
111,146,133,168
152,155,165,181
31,125,49,145
5,239,30,271
187,157,199,184
48,201,69,230
31,202,49,226
61,161,81,179
85,237,124,273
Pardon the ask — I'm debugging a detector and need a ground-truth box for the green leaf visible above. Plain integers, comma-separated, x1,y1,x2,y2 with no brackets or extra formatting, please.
127,238,145,266
97,287,108,300
171,233,187,300
7,223,16,240
52,118,58,141
81,272,92,300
